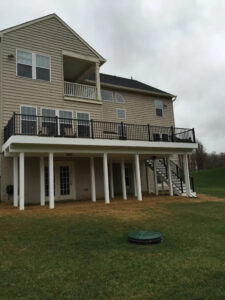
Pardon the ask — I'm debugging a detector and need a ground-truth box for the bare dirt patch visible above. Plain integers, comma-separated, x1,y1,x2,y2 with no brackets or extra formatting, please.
0,193,218,220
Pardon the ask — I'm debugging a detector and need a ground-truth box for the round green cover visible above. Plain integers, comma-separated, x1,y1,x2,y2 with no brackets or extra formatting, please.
128,231,162,240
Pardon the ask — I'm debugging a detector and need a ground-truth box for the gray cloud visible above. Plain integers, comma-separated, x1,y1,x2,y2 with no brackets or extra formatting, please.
0,0,224,152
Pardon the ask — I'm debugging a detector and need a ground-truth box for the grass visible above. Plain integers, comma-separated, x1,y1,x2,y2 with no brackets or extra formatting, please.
0,196,225,299
192,167,225,198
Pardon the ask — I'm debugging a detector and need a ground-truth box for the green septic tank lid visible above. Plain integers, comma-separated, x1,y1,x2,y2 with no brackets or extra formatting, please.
128,231,162,244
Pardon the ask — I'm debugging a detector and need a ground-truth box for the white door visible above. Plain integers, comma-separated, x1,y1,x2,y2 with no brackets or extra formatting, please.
45,162,74,201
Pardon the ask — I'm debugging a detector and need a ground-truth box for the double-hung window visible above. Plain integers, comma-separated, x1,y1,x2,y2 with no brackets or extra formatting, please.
76,112,90,138
17,50,51,82
117,109,126,120
101,89,113,102
59,110,73,136
155,100,163,117
36,54,50,81
17,51,32,78
41,108,57,136
20,106,37,135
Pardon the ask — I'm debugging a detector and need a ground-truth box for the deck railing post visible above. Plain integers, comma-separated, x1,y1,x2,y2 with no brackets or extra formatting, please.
13,112,16,135
91,119,94,139
121,121,124,139
171,126,174,142
147,124,151,141
192,128,196,143
55,116,59,136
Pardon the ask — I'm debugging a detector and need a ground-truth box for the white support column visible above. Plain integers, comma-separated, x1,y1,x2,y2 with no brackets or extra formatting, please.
49,152,54,209
95,62,101,100
90,157,96,202
109,160,114,199
40,156,45,206
147,166,151,194
103,153,110,204
19,152,25,210
121,159,127,200
161,181,164,193
183,154,191,196
167,157,174,196
132,161,137,197
13,156,18,207
153,160,158,196
135,153,142,201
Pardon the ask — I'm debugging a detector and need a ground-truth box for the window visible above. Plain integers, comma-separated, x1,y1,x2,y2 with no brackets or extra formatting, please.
17,50,32,78
17,50,50,82
20,106,37,134
41,108,57,136
101,89,113,102
115,92,125,103
76,112,90,138
36,54,50,81
59,110,73,136
117,109,126,120
41,108,73,136
155,100,163,117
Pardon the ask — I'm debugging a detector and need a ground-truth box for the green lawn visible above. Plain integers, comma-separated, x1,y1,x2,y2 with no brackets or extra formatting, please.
0,199,225,299
192,167,225,198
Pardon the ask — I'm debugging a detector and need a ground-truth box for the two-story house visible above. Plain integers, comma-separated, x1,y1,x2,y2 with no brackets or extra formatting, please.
0,14,198,210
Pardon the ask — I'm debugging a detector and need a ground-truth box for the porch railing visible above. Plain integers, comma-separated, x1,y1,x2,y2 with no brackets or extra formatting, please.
64,81,97,100
4,113,196,144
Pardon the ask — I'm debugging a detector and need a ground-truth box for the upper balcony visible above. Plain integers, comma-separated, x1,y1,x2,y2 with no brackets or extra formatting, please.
4,113,196,145
64,81,98,101
63,50,101,102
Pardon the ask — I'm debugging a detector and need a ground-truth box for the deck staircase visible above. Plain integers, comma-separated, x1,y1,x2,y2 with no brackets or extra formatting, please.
147,159,196,197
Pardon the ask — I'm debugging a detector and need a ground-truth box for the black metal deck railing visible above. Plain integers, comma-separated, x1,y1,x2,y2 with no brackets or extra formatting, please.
4,113,196,144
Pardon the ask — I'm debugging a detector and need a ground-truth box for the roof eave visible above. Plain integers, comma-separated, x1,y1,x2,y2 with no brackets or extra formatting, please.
86,79,175,98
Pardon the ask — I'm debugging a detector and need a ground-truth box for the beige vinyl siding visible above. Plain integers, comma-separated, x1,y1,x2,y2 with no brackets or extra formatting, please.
1,16,102,127
102,89,175,127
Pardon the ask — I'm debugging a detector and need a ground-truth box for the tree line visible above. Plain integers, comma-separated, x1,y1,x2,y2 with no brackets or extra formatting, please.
188,140,225,171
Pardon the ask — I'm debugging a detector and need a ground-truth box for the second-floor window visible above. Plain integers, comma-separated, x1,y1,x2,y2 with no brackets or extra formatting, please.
17,50,51,82
117,109,126,120
155,100,163,117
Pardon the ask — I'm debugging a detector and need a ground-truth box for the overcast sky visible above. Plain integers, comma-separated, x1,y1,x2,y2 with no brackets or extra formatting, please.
0,0,224,152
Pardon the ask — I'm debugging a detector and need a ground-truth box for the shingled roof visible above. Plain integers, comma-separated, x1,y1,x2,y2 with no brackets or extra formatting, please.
88,73,174,97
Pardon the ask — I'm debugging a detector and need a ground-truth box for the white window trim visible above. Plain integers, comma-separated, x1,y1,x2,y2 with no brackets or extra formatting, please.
115,92,126,104
76,111,90,120
154,100,163,117
16,49,51,82
101,89,114,102
20,104,38,135
116,108,126,120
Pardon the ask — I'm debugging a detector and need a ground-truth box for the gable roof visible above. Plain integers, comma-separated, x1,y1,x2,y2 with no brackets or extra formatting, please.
88,73,175,98
0,13,106,63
